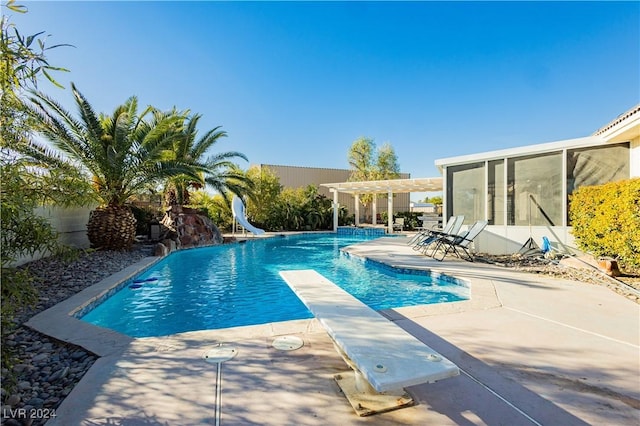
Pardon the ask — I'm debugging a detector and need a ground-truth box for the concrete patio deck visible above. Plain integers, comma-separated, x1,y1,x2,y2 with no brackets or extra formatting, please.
27,235,639,425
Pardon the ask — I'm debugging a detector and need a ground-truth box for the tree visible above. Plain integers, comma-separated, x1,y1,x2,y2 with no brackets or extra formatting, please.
0,0,85,376
163,113,251,207
1,0,71,150
347,136,400,212
425,195,443,205
26,83,202,249
243,165,282,228
347,137,376,182
375,142,400,179
348,137,400,182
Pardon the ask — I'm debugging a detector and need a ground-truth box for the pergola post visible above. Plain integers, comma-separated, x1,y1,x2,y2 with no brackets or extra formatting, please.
354,194,360,227
331,189,339,232
372,197,377,225
387,190,393,233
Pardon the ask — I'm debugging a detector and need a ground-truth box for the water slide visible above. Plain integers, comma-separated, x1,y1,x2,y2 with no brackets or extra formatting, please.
232,196,265,235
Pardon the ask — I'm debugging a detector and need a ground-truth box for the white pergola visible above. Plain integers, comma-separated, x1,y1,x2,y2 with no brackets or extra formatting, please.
320,177,443,234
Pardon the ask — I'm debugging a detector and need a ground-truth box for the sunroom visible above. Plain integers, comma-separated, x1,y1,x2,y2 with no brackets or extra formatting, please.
434,105,639,255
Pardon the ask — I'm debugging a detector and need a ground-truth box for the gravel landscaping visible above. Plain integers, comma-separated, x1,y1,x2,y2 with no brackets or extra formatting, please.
1,246,152,426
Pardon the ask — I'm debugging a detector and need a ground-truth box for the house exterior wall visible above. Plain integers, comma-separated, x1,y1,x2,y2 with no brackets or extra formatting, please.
259,164,412,219
631,137,639,177
594,104,639,177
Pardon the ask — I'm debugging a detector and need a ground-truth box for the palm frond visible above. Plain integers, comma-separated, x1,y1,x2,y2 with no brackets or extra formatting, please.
205,150,248,166
26,92,97,170
191,125,227,159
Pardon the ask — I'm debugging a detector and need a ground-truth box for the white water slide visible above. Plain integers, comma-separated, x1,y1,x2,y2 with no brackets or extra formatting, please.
232,196,265,235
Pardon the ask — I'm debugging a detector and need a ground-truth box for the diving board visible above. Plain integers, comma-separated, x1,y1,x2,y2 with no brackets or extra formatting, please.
279,269,460,415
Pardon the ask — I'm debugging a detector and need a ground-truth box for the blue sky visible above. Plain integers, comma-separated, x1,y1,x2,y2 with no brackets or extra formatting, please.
10,1,640,199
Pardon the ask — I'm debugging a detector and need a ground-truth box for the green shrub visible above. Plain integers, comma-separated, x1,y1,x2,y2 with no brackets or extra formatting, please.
394,211,424,230
189,191,234,232
569,178,640,269
130,204,160,236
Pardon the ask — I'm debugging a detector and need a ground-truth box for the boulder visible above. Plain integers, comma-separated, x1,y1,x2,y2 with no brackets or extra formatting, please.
154,243,168,257
598,257,622,277
160,206,223,249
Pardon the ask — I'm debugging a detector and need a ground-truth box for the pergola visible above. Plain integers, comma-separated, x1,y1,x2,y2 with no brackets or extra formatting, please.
320,177,443,234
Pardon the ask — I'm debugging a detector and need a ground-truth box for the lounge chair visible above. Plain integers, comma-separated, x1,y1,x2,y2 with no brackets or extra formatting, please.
409,216,453,247
406,216,454,246
429,220,488,261
412,215,464,253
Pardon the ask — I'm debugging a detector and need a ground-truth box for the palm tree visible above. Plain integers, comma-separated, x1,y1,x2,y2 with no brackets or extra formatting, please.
27,83,200,249
163,113,252,207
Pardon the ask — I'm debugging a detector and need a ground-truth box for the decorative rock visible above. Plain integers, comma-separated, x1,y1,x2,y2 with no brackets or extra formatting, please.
39,343,54,352
154,243,169,257
598,257,622,277
163,239,177,252
6,394,21,406
13,364,31,374
31,353,49,363
48,367,69,382
26,397,44,408
70,351,86,361
44,396,60,406
28,342,43,352
160,205,222,248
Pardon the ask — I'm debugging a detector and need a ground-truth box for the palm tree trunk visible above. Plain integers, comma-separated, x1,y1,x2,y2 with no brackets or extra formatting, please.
87,205,137,250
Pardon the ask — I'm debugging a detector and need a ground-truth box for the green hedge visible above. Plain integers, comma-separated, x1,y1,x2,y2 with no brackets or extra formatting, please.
569,178,640,269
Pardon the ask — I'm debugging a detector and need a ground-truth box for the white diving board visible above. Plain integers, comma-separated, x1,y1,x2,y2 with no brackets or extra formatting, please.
279,269,460,415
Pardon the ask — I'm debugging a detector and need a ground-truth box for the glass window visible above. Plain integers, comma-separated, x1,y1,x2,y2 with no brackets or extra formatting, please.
567,143,629,192
447,162,485,224
507,152,563,226
488,160,505,225
567,142,630,223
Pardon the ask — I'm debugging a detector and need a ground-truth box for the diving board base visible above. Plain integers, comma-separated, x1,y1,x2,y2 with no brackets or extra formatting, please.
334,371,414,416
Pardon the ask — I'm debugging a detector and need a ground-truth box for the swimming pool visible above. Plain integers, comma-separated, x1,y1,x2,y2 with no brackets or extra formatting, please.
81,234,469,337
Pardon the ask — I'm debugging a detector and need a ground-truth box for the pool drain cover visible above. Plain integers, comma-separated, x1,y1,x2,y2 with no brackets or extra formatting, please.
272,335,304,351
203,345,238,363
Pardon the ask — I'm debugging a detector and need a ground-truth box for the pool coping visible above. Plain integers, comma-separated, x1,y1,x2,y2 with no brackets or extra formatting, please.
25,234,501,358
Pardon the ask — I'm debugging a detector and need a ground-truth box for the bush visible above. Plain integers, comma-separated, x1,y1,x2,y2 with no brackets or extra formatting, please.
394,211,424,230
569,178,640,269
130,204,160,236
188,191,234,232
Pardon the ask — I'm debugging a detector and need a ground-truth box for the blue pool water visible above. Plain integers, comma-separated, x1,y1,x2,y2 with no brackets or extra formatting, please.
81,234,469,337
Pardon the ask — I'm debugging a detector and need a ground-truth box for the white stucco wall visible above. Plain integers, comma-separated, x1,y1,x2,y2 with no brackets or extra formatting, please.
34,205,93,248
472,225,580,256
630,137,639,177
12,206,93,266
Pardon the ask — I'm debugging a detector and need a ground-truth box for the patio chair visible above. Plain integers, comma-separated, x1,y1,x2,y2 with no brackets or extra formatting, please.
429,220,488,261
412,215,464,252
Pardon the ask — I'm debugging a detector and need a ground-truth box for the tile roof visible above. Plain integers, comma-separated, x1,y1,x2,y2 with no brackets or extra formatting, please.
593,104,640,136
